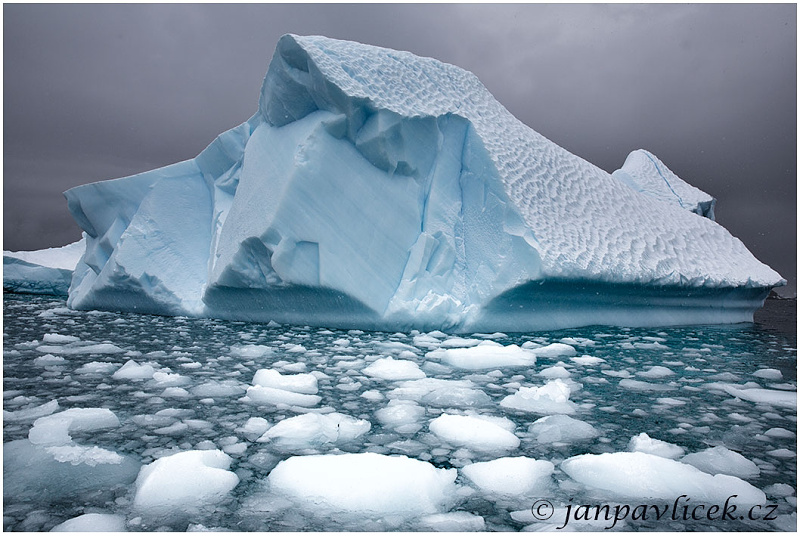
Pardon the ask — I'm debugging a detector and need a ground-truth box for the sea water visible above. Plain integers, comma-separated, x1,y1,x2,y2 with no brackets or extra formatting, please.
3,293,796,531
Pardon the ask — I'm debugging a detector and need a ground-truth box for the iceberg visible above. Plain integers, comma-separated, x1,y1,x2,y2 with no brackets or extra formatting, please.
3,238,84,295
60,34,783,331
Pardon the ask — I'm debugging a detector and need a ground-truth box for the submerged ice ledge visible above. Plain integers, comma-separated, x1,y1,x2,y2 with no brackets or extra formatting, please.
56,34,782,331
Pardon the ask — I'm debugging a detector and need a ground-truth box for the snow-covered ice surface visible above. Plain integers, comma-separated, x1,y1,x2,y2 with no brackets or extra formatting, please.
61,34,783,332
2,294,796,531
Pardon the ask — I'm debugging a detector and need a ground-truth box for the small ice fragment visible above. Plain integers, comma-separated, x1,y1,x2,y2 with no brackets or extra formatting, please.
681,446,760,479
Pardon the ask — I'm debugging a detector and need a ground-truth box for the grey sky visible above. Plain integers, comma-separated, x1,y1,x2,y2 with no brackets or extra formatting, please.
4,3,796,295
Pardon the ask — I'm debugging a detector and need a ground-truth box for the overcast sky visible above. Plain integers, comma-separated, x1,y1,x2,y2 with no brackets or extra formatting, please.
4,3,796,295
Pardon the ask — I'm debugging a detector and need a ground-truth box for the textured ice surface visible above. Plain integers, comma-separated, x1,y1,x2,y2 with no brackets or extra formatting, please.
627,432,686,459
57,34,782,331
500,378,577,414
263,453,457,520
50,513,127,532
3,239,85,295
133,450,239,518
460,456,554,496
681,446,761,479
561,452,766,506
2,294,796,531
429,414,520,452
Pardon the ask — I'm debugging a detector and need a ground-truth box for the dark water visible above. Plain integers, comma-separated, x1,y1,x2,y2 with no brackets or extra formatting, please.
3,293,796,531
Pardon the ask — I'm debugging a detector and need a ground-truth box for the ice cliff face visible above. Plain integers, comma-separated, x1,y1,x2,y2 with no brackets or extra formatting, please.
63,34,784,331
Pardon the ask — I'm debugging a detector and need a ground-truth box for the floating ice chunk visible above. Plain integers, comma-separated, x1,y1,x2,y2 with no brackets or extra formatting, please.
532,343,577,358
229,344,273,358
461,457,554,496
753,368,784,380
236,417,271,441
681,446,760,479
428,342,537,370
570,355,605,365
389,378,490,407
500,379,576,415
3,439,140,502
439,337,483,348
161,387,190,398
538,365,571,379
243,385,321,407
190,380,246,398
266,453,456,516
417,512,485,532
766,448,795,458
618,378,676,392
29,408,120,446
561,452,766,506
36,343,125,355
151,371,190,386
722,385,797,409
33,354,67,366
375,400,426,434
45,444,125,466
133,450,239,517
528,415,599,444
3,399,59,423
51,513,127,532
627,433,685,459
765,427,796,439
362,356,426,380
75,361,120,375
764,483,795,497
259,412,370,451
429,414,520,452
42,333,81,344
112,360,157,380
252,369,318,394
3,238,84,295
637,366,674,379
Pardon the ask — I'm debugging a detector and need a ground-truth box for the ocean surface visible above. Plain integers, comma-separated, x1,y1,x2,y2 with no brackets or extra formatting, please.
3,293,796,531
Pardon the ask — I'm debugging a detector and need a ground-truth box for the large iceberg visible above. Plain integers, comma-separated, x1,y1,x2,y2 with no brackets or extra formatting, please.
61,34,783,331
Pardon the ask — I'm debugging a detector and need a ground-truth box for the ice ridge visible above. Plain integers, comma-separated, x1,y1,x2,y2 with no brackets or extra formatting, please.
61,34,783,331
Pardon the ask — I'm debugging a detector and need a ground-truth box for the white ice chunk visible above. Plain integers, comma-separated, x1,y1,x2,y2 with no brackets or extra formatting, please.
243,385,321,407
427,342,536,370
42,333,81,344
752,368,784,380
229,344,273,358
681,446,760,479
133,450,239,517
528,414,598,444
375,400,426,433
429,414,520,452
266,452,456,516
417,512,485,532
362,356,426,380
252,369,318,394
259,412,370,450
637,366,675,379
570,355,605,365
627,432,685,459
112,360,157,380
532,343,577,358
722,385,797,409
561,451,766,506
389,378,490,407
500,379,576,414
3,399,60,423
51,513,127,532
461,456,554,496
29,408,120,446
34,354,67,366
